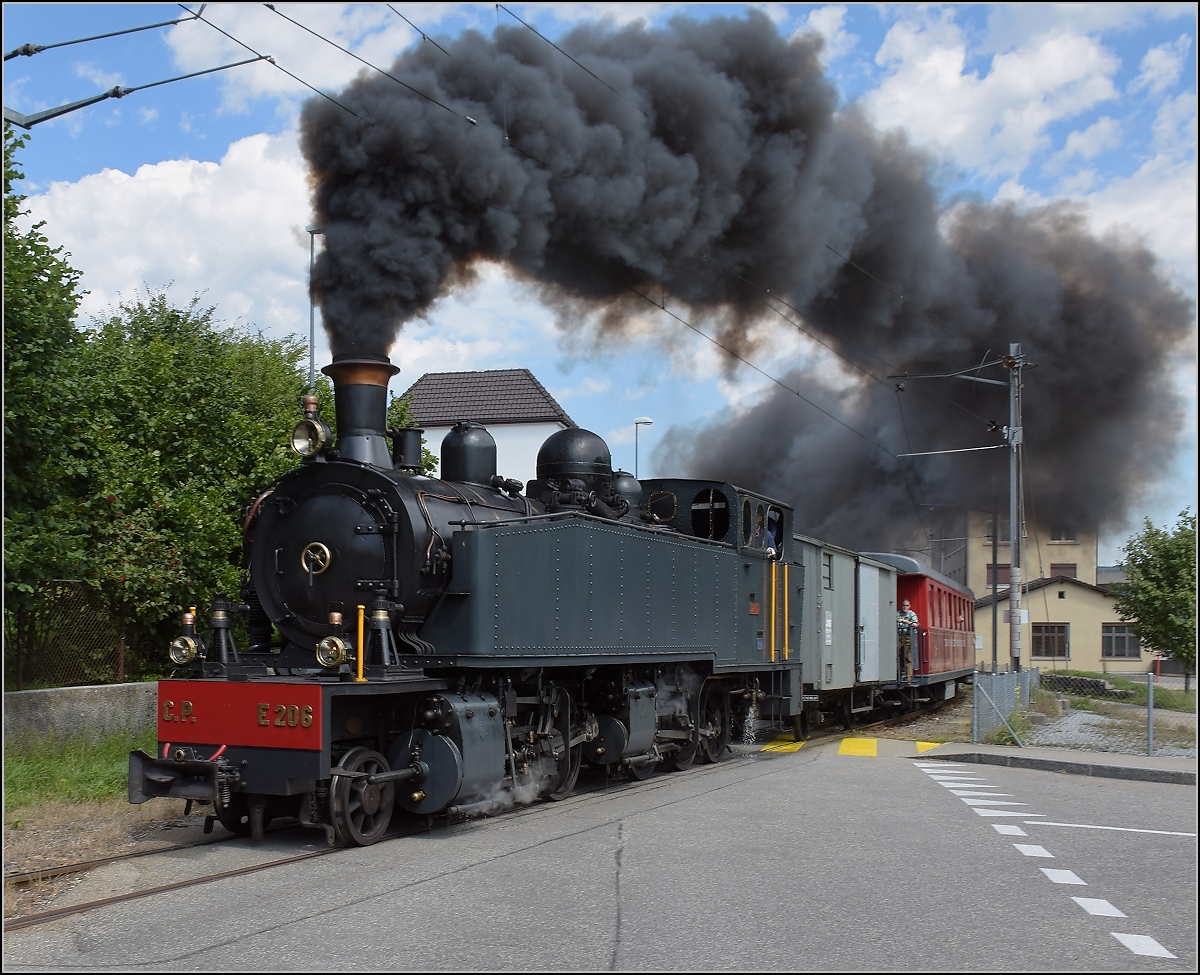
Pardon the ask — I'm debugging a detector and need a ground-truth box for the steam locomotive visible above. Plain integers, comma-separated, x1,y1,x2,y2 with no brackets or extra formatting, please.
129,354,976,846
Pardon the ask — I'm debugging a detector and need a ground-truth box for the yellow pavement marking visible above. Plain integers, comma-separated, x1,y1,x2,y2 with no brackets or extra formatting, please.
762,735,805,752
837,737,878,756
916,741,944,752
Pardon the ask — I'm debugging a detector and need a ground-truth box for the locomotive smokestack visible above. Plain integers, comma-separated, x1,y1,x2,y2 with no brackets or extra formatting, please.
321,353,400,467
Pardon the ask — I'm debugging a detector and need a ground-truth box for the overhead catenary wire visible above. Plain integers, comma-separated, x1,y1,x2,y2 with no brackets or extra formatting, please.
4,6,207,61
178,4,369,123
387,4,456,62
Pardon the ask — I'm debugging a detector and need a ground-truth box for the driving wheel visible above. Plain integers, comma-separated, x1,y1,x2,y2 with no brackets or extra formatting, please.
332,746,394,847
698,683,730,763
546,688,583,802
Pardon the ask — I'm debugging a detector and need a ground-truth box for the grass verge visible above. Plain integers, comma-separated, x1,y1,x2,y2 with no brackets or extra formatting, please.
4,728,158,819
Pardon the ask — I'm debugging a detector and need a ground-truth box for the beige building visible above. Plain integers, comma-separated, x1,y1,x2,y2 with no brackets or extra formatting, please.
927,508,1142,674
974,576,1145,677
930,509,1099,596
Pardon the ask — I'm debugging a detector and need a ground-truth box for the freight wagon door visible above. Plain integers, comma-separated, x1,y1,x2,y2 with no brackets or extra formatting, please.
857,563,881,682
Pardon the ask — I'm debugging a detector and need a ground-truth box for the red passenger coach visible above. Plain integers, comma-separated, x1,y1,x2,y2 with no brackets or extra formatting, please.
897,571,975,678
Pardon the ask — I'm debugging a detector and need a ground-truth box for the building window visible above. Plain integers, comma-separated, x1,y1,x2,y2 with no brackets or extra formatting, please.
1032,623,1069,658
985,516,1012,542
1050,563,1077,579
987,563,1011,587
1102,624,1140,658
1050,526,1077,541
822,553,833,590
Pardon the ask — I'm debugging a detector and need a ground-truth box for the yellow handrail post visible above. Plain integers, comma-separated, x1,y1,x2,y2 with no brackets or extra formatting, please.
783,564,790,660
355,604,366,682
770,561,777,662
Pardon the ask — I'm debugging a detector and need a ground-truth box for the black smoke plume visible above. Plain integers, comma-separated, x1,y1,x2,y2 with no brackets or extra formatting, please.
300,11,1193,553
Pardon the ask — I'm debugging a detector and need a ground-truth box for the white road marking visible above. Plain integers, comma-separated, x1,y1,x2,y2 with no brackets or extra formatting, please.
1041,868,1086,884
1026,821,1198,838
1072,897,1126,917
950,790,1012,796
974,808,1043,817
961,798,1027,806
1111,933,1176,958
1013,844,1053,857
992,824,1027,836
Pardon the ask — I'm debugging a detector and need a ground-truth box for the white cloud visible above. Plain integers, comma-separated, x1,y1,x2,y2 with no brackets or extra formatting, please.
74,62,122,90
1044,116,1122,173
165,3,420,114
1130,33,1193,94
23,130,314,345
1152,90,1198,158
796,5,858,63
863,17,1121,179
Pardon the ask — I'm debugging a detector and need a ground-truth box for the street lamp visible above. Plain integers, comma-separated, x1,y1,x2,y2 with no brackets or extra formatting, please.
634,417,653,478
306,225,324,391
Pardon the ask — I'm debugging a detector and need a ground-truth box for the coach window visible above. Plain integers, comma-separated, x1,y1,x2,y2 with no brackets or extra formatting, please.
822,552,833,590
741,499,753,544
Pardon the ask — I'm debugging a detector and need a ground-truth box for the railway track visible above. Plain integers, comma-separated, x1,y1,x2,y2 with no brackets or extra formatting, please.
4,697,966,931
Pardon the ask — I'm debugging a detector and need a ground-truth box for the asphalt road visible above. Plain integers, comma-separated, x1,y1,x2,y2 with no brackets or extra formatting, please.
3,735,1196,972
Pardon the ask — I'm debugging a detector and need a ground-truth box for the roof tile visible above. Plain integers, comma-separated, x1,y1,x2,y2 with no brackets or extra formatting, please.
396,369,576,427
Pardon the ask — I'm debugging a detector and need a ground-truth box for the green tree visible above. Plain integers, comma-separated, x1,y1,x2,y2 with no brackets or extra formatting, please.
70,291,317,677
1113,510,1197,691
4,123,88,684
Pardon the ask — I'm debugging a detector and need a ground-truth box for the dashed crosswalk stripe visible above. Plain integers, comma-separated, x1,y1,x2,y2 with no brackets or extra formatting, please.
974,807,1042,817
1072,897,1125,918
1041,868,1086,884
1111,933,1176,958
1013,844,1053,857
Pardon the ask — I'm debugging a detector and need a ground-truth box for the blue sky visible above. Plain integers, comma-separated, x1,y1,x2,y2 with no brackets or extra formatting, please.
4,3,1196,564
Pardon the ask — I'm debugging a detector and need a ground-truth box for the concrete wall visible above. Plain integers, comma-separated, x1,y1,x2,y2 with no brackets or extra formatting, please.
4,682,157,745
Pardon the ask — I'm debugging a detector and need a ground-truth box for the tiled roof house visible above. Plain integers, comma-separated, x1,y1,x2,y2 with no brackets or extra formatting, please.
396,369,575,483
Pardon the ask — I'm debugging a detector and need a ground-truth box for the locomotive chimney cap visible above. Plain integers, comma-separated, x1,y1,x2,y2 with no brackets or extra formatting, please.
322,354,400,386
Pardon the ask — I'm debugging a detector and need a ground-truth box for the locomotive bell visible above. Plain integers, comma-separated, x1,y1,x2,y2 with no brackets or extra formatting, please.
321,354,400,467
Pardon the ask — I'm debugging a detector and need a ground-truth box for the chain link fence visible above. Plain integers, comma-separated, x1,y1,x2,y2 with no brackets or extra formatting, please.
3,582,161,690
973,668,1197,758
973,669,1040,743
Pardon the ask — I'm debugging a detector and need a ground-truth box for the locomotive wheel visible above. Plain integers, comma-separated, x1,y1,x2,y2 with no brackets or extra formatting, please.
662,714,699,771
216,793,271,838
546,689,583,802
625,756,659,780
332,747,394,847
698,684,730,763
